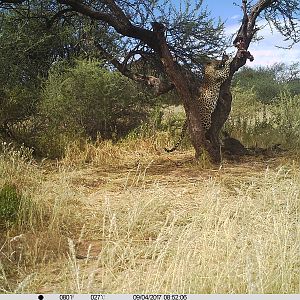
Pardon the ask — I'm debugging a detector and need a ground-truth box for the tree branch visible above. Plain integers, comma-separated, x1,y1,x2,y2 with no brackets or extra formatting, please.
58,0,158,50
232,0,277,50
46,8,74,28
122,49,152,71
94,43,174,96
247,0,275,42
231,0,277,71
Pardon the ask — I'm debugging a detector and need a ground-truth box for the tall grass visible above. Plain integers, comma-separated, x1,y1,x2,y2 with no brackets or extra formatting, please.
60,166,299,294
1,89,300,293
225,88,300,150
0,138,299,293
0,143,86,292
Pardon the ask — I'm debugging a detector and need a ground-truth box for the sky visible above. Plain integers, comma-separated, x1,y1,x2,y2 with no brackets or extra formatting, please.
202,0,300,67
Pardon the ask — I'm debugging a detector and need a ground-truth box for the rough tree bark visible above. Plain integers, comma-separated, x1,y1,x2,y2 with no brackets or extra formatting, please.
152,24,218,161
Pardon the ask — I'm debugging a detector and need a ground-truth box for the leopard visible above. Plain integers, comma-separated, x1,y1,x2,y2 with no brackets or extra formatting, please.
165,54,234,152
198,54,234,131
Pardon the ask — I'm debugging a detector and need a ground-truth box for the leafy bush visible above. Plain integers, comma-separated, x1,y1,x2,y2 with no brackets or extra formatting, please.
0,10,77,150
233,66,281,103
36,59,154,158
0,183,23,227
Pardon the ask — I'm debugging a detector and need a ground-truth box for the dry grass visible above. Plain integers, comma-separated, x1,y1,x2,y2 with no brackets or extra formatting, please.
0,140,299,294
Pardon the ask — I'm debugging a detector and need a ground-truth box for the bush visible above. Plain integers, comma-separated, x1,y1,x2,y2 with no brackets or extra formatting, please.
233,66,281,103
0,183,23,227
36,59,154,158
0,11,76,151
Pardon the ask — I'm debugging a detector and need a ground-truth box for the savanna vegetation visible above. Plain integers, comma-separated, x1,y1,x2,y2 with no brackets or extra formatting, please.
0,0,300,294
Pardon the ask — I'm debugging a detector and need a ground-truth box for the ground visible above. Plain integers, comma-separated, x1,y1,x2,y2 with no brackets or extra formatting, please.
0,145,299,294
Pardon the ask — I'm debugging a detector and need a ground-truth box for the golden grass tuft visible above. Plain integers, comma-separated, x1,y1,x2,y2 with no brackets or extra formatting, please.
62,136,165,168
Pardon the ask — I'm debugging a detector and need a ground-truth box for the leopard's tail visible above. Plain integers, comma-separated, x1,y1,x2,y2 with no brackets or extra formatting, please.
164,120,188,153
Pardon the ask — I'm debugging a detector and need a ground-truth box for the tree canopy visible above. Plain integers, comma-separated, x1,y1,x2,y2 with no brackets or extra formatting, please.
1,0,299,92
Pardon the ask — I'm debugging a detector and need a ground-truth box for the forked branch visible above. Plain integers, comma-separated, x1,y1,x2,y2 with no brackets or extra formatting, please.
234,0,276,49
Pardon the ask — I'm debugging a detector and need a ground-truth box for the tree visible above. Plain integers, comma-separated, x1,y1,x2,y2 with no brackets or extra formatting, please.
1,0,299,163
0,1,113,147
0,6,72,145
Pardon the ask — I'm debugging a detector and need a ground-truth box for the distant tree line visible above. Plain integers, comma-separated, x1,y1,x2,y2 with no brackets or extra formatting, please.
233,63,300,103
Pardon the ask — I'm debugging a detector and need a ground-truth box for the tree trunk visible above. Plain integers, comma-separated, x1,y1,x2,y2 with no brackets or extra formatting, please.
154,28,222,163
206,79,233,160
206,56,249,160
156,30,247,164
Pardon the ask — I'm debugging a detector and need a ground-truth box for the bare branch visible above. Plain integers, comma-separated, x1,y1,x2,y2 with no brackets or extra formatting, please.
230,0,279,72
248,0,275,41
102,0,131,26
232,0,276,51
122,49,152,71
46,8,74,28
233,0,249,46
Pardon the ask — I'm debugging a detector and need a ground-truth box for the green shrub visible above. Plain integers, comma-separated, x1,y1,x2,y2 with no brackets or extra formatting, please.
0,183,23,227
0,11,77,151
232,64,300,104
36,59,154,158
224,87,276,147
233,66,281,103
